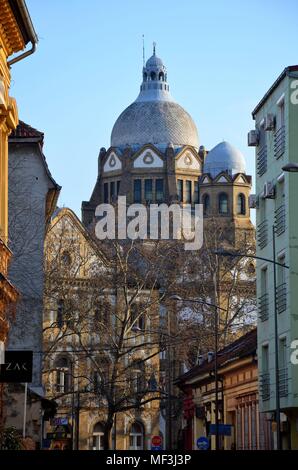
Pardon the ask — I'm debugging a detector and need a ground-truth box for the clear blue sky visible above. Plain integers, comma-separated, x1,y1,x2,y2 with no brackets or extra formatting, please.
10,0,298,219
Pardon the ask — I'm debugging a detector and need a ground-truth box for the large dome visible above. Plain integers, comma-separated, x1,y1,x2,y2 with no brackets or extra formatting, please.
111,101,199,150
110,46,199,151
204,141,246,178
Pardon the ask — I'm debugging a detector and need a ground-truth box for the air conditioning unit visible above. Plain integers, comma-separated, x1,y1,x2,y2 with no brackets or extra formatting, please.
248,130,259,147
249,194,258,208
263,181,275,199
264,113,276,131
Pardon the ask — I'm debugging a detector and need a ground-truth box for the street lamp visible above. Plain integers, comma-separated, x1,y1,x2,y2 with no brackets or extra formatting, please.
214,246,289,451
169,294,227,451
282,163,298,172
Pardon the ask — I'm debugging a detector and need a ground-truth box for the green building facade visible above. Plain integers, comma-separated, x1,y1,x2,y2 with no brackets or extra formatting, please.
251,66,298,449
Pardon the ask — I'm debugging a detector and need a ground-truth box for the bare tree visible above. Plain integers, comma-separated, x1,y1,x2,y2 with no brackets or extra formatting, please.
43,211,256,449
168,217,256,368
43,210,189,449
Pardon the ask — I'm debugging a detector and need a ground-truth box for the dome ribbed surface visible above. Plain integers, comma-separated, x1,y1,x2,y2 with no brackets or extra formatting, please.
111,100,199,149
204,141,246,177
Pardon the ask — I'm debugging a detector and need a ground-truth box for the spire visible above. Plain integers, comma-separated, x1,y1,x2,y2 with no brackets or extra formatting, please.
136,47,173,103
142,34,145,67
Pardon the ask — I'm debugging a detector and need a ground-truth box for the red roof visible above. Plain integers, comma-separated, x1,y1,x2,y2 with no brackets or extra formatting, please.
10,120,44,143
175,328,257,386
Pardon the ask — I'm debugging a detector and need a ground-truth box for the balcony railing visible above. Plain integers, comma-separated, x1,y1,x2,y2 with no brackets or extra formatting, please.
260,373,270,401
279,368,288,397
257,220,268,249
274,205,286,236
274,126,285,159
276,283,287,313
257,145,268,176
258,293,269,321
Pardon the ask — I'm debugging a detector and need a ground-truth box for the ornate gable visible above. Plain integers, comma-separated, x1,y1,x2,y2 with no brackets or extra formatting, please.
234,175,247,184
133,147,164,169
103,151,122,173
176,148,201,171
201,175,211,184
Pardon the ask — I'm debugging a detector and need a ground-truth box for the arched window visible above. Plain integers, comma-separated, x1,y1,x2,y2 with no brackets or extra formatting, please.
129,422,144,450
202,194,210,215
55,357,71,394
92,422,104,450
159,72,164,81
150,71,156,81
218,193,228,215
143,72,147,81
237,193,246,215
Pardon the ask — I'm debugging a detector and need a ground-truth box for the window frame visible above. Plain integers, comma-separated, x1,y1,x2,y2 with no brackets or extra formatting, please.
218,192,229,215
177,179,183,203
185,180,192,204
134,179,142,203
155,179,164,203
129,422,144,450
92,423,104,450
237,193,246,215
202,193,210,215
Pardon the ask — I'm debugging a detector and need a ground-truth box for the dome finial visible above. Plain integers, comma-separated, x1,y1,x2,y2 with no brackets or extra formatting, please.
153,41,156,56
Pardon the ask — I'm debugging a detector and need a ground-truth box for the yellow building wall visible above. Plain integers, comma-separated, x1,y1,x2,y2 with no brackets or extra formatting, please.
0,0,27,427
43,209,161,450
0,0,24,243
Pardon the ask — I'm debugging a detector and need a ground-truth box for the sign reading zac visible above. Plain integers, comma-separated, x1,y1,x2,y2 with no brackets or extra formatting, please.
0,351,33,383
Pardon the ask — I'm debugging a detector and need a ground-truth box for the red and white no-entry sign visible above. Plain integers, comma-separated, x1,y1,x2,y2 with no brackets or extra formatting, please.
151,435,162,447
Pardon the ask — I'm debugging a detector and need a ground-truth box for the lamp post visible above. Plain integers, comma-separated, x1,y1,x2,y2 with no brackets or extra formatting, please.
169,294,227,450
282,163,298,172
214,246,290,450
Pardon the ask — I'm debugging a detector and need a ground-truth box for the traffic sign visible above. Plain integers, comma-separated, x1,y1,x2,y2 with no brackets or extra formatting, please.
209,424,232,436
52,417,69,427
196,436,209,450
152,435,162,447
151,435,163,451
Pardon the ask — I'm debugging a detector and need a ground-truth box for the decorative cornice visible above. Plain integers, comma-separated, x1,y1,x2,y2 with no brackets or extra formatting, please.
0,0,25,56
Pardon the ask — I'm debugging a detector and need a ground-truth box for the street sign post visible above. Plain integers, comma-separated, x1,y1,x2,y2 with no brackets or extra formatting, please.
196,436,209,450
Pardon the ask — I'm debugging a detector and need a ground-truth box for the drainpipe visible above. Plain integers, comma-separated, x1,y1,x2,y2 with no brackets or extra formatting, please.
7,0,38,67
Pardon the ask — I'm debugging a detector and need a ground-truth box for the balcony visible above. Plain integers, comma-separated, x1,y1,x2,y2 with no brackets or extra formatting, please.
274,126,285,159
274,205,286,236
257,145,267,176
258,293,269,322
257,220,268,249
260,373,270,401
279,368,288,397
276,283,287,314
